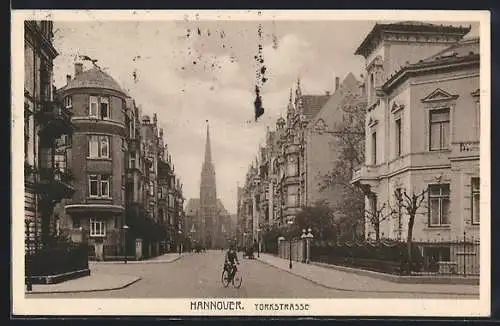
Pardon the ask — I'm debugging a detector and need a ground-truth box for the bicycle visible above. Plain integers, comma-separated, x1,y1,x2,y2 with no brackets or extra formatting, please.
221,262,242,288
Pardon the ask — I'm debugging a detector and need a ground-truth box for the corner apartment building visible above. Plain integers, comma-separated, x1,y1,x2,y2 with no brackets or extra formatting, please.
57,63,130,260
351,22,480,252
24,20,75,252
56,63,185,259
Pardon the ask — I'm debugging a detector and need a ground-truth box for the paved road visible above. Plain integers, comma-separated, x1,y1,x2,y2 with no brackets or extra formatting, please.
27,251,475,298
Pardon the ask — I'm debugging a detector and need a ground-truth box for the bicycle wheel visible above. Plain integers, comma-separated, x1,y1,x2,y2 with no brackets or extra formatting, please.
221,270,230,288
232,270,242,288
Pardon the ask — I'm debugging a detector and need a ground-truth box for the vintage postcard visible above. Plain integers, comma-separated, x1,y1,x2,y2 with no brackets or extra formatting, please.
11,9,490,317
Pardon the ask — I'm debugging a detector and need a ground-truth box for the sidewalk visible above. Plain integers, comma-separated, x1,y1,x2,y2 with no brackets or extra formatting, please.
26,273,141,294
257,254,479,296
90,252,188,265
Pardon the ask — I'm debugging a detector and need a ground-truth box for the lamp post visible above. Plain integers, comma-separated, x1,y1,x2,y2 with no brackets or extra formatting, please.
123,225,129,264
178,229,182,255
278,236,285,259
256,227,261,258
301,229,307,263
305,228,314,264
287,220,294,269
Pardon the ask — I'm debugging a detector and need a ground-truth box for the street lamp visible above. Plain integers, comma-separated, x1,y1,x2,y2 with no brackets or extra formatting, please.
123,225,129,264
287,220,294,269
256,228,261,258
305,228,314,263
178,229,182,255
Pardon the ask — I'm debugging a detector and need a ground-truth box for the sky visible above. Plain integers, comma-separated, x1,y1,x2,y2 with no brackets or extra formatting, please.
51,18,479,214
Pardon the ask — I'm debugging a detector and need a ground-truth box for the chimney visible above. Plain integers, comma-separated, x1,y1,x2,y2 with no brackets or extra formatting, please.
335,77,340,92
74,63,83,76
66,74,71,84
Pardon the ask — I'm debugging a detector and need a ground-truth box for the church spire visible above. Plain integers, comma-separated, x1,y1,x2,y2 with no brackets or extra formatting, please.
204,120,212,164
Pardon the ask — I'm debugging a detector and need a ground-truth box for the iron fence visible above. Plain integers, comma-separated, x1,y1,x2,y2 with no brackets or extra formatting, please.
310,237,480,277
25,242,89,276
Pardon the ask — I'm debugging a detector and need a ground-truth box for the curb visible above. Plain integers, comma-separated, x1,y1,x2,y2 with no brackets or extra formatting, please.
311,261,480,286
26,277,141,294
256,258,478,296
90,254,186,265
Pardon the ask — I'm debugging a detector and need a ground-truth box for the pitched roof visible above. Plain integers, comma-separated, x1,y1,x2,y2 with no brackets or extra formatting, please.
382,37,480,92
310,72,363,125
61,67,128,95
301,94,331,120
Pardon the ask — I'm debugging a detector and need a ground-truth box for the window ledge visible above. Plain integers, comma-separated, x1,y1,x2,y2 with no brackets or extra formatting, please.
424,226,451,230
87,196,113,200
428,149,452,153
89,234,106,238
467,223,480,228
87,157,112,161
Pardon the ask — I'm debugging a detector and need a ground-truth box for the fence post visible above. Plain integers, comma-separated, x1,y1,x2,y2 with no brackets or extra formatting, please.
463,231,466,277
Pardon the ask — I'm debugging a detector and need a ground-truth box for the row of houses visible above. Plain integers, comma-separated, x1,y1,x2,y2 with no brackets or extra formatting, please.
237,21,481,264
24,20,185,261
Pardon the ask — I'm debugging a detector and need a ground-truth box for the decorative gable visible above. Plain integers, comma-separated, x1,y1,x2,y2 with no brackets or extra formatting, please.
421,88,459,103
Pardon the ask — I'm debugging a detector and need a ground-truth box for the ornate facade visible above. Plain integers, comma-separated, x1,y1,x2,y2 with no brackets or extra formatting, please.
352,22,479,249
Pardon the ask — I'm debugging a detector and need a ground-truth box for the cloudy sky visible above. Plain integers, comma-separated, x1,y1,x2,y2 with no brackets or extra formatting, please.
51,18,479,214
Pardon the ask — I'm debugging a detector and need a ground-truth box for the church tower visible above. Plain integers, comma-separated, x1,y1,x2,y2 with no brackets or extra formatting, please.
200,121,217,248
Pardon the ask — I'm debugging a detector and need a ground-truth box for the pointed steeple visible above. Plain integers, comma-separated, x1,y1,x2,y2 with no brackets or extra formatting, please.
296,77,302,98
295,77,303,112
204,120,212,164
287,88,294,114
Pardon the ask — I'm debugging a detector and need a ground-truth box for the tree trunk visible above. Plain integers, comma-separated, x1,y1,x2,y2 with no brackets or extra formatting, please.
375,222,380,241
406,214,415,274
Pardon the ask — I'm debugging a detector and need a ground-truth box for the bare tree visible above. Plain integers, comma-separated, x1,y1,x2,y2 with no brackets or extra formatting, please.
394,187,428,273
365,202,395,241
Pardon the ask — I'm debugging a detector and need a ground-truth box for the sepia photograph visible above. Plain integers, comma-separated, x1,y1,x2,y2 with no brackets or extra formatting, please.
12,10,490,316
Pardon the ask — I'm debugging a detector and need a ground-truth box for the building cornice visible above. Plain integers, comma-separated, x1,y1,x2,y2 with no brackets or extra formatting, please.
24,21,58,60
382,55,479,94
355,23,471,58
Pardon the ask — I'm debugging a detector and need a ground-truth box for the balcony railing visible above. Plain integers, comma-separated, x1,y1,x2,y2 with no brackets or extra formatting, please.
451,141,480,158
35,101,73,139
35,100,72,124
38,167,74,185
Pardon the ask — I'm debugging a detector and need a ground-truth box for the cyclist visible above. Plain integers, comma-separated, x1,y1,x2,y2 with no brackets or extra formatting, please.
224,243,240,280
